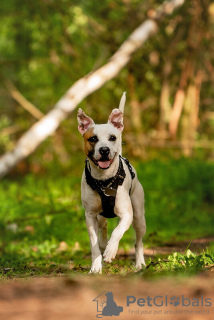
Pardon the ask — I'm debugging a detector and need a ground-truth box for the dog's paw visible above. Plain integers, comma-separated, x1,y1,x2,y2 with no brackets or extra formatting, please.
135,256,146,270
89,267,102,274
89,257,102,274
103,242,118,263
135,263,146,271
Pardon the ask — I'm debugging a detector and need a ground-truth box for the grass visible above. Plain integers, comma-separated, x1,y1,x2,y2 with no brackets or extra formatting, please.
141,249,214,278
0,158,213,278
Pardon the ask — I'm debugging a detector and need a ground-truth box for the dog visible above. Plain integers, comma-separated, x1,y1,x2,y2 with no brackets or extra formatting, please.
77,93,146,273
102,292,123,316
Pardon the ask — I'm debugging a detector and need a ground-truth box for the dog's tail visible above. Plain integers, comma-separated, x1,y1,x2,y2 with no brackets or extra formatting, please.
118,92,126,156
119,92,126,113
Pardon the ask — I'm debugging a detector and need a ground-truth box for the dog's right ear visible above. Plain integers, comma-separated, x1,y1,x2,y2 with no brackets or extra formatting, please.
77,108,94,135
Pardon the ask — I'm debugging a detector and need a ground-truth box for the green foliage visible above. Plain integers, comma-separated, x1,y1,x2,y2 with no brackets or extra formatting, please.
0,158,213,278
0,0,214,157
136,158,214,243
143,249,214,277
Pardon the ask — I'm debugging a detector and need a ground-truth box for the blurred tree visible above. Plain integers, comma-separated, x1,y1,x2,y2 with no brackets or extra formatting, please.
0,0,213,175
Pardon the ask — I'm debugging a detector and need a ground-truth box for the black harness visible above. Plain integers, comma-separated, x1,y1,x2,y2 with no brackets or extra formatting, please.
85,156,135,218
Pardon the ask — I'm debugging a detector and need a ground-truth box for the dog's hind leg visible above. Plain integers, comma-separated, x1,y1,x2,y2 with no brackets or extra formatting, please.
131,181,146,269
97,215,108,253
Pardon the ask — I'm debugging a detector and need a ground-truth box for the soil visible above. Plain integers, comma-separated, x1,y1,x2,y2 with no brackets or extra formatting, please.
0,274,213,320
118,236,214,258
0,237,213,320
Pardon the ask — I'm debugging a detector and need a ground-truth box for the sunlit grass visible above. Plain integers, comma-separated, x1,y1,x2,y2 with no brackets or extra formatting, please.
0,158,213,278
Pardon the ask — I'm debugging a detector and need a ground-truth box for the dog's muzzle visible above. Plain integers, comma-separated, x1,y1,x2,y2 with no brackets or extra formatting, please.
92,147,114,169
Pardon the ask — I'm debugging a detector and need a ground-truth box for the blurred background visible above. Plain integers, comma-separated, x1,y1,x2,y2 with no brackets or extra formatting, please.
0,0,213,277
0,0,214,167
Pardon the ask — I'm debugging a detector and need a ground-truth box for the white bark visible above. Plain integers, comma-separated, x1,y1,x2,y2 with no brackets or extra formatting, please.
0,0,185,178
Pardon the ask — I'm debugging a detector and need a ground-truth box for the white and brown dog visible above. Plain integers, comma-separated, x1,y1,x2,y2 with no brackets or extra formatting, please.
77,93,146,273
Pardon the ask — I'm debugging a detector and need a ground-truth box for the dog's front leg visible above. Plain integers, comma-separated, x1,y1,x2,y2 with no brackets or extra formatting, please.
85,213,102,274
103,209,133,263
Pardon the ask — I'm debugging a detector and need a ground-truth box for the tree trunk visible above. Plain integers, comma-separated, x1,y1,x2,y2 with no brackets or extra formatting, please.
181,71,202,156
158,61,172,137
169,59,193,139
0,0,185,178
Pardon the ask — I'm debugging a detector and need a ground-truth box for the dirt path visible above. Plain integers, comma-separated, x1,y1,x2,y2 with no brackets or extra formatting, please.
0,273,213,320
0,237,213,320
118,236,214,259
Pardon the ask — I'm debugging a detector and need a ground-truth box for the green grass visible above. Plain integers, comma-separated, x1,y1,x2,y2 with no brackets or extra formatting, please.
141,249,214,278
0,158,213,278
136,159,214,243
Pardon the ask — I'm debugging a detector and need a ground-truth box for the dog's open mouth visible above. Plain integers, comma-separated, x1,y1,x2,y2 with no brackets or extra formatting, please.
98,159,111,169
92,157,115,169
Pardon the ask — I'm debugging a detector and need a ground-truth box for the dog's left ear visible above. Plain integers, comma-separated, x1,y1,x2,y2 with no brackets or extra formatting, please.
108,108,124,132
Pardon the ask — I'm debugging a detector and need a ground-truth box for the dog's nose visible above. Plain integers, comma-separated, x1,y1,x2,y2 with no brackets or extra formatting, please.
99,146,110,156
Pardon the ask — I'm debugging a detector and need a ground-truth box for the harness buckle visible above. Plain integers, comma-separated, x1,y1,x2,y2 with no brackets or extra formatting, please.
103,187,117,197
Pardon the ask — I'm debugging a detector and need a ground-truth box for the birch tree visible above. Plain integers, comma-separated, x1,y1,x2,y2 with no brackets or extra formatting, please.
0,0,185,178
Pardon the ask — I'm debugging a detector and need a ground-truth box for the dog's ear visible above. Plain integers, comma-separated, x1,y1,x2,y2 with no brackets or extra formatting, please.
77,108,94,135
108,108,124,132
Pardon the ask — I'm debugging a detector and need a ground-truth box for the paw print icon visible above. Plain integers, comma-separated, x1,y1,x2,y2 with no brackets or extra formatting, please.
170,296,180,307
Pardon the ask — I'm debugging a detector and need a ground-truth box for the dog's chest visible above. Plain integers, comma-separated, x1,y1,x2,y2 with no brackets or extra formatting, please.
81,157,135,218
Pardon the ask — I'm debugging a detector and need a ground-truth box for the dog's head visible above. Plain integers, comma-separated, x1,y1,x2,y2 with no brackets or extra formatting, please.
105,291,113,298
77,108,123,169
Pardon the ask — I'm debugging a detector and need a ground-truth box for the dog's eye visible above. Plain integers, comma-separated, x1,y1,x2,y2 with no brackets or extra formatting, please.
109,135,116,142
88,136,98,143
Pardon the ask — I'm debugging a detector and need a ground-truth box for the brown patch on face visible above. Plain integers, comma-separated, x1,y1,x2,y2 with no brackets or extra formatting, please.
83,127,96,158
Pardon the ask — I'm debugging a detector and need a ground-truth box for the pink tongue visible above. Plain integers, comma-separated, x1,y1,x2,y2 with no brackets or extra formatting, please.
98,161,111,169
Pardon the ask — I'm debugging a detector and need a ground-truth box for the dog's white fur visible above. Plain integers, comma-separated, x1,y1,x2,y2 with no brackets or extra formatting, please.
77,95,146,273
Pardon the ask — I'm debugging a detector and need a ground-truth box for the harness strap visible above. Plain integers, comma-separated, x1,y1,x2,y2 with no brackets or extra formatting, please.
121,156,135,180
85,156,135,219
